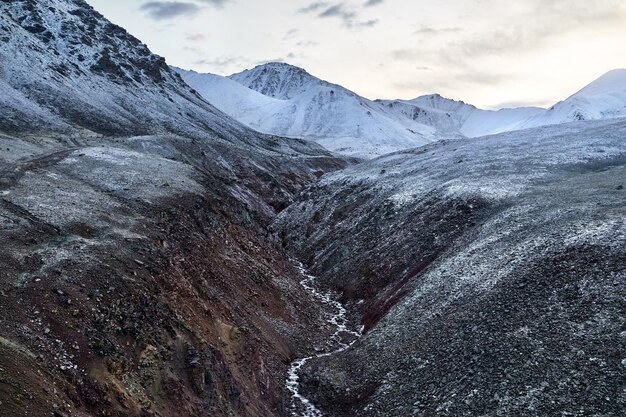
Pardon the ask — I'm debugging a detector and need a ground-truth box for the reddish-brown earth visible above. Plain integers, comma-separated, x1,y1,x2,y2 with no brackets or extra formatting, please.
0,134,348,417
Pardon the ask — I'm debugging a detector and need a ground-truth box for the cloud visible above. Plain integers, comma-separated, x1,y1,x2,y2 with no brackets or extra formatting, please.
296,40,319,47
392,70,508,98
186,33,211,42
364,0,383,6
319,4,353,19
314,3,378,28
194,55,247,70
413,26,461,36
449,0,625,58
390,48,423,62
357,19,378,27
388,0,626,101
297,2,329,13
298,1,377,28
489,99,551,109
183,46,204,54
140,0,232,20
197,0,231,7
283,29,300,40
140,2,201,20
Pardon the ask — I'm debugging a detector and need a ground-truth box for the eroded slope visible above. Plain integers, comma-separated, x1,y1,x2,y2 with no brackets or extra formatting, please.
274,119,626,416
0,1,350,416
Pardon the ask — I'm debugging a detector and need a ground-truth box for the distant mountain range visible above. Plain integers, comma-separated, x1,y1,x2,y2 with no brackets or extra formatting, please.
176,64,626,158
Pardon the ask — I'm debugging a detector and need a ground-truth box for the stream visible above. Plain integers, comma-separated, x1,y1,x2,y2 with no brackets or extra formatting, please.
286,263,364,417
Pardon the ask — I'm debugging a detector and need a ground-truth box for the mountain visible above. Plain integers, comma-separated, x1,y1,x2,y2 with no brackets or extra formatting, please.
0,0,233,139
274,118,626,416
377,94,544,137
0,2,349,417
3,1,626,417
176,64,444,158
387,71,626,136
179,64,626,158
522,69,626,128
229,62,325,100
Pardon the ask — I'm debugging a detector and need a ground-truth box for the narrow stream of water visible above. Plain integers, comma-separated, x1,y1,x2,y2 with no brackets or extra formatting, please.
286,263,364,417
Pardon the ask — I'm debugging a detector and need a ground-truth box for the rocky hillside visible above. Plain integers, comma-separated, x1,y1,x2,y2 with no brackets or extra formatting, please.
274,119,626,416
0,1,350,417
2,2,626,417
1,0,316,149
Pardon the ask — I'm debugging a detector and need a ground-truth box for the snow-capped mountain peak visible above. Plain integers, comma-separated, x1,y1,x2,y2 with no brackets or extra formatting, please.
179,65,441,158
179,62,626,158
229,62,326,100
521,69,626,128
408,93,477,113
571,68,626,98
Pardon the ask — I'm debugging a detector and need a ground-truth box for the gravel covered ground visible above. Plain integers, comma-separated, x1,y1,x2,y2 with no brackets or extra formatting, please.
2,2,625,416
274,119,626,416
0,1,350,416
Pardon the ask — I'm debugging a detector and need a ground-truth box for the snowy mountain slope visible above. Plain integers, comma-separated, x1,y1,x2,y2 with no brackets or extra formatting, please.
522,69,626,129
378,94,544,138
174,67,283,125
0,0,323,159
228,62,326,100
178,64,443,158
181,62,626,157
460,106,545,137
381,71,626,137
0,0,236,139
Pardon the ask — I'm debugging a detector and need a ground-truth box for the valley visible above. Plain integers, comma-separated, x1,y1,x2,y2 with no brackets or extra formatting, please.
0,1,625,417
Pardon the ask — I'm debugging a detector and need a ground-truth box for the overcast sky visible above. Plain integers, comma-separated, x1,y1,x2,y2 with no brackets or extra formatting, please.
86,0,626,109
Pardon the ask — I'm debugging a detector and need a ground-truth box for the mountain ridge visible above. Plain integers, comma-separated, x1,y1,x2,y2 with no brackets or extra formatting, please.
176,65,442,158
179,63,626,157
228,62,330,100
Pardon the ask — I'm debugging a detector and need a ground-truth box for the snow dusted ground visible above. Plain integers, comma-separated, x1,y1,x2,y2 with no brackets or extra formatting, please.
274,118,626,416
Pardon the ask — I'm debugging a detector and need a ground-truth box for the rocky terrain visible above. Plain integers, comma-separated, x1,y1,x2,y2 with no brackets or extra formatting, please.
0,1,350,416
1,1,626,417
274,119,626,416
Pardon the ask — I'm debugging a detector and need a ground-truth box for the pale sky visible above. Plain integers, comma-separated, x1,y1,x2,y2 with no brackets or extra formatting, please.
86,0,626,109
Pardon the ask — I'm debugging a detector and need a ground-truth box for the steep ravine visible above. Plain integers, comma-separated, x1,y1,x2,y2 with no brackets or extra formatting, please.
0,1,358,415
274,119,626,416
2,2,625,417
286,263,363,417
0,134,350,417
